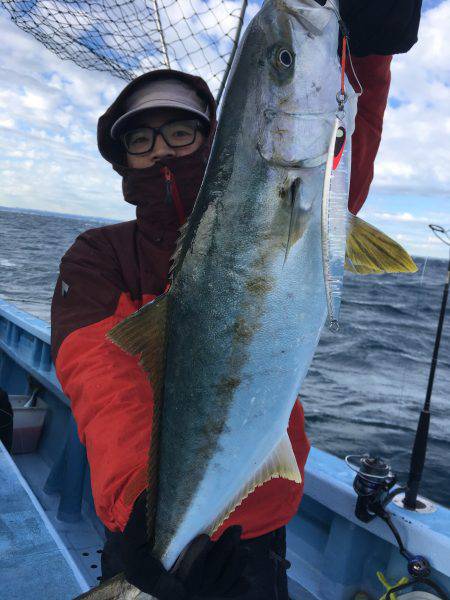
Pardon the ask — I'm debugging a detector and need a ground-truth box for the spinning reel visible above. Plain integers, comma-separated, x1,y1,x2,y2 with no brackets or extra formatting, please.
346,454,397,523
346,454,449,600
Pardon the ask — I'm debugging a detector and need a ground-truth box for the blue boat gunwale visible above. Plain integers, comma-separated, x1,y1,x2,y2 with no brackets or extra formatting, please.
0,298,68,405
0,298,51,344
1,297,450,597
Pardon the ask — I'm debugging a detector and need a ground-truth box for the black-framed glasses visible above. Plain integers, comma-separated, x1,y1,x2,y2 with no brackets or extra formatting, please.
122,119,202,155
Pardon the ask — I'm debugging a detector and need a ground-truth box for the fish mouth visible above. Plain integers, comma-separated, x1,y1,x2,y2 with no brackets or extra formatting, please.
257,108,333,168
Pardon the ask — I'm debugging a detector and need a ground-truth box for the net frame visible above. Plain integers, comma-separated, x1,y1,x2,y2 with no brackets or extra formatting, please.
0,0,249,101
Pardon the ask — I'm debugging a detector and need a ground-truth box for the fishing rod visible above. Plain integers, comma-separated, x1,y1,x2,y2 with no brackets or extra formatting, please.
403,224,450,509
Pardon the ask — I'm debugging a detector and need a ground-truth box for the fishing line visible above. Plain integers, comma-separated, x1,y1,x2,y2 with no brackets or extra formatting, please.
345,44,364,96
340,35,347,94
331,0,431,412
397,254,429,409
327,0,363,95
397,227,449,408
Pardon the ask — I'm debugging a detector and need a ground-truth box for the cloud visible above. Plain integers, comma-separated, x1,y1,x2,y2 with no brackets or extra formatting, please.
359,199,449,259
0,0,448,246
0,12,132,220
372,0,450,196
369,212,440,224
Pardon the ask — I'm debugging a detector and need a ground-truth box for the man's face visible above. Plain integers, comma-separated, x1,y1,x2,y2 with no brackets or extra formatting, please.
124,107,206,169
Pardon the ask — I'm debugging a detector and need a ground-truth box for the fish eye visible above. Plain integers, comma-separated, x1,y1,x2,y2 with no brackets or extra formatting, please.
276,48,294,69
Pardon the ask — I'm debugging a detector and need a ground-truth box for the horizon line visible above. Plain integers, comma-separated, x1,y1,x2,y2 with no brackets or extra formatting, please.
0,203,447,261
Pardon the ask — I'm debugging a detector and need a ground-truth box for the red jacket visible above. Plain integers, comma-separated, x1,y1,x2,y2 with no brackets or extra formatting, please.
51,59,391,536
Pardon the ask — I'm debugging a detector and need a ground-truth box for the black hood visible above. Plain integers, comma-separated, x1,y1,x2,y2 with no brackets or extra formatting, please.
97,69,217,173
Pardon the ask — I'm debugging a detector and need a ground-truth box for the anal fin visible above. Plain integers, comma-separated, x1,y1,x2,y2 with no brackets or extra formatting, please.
209,432,301,535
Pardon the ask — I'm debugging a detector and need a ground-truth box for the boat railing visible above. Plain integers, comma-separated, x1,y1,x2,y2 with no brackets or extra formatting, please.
0,298,67,405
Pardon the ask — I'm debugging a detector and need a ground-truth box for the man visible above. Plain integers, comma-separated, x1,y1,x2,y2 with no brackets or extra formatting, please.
52,71,300,599
51,3,421,598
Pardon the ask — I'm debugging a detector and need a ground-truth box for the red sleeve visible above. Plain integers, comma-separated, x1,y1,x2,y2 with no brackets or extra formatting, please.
51,229,154,531
346,54,393,215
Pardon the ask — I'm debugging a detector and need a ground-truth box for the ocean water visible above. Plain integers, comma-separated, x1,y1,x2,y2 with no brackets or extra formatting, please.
1,207,449,508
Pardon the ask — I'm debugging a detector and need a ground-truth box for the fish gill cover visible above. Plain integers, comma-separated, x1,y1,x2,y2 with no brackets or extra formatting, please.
0,0,251,99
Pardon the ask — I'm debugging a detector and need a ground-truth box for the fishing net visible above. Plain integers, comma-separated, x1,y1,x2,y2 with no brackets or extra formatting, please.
0,0,249,99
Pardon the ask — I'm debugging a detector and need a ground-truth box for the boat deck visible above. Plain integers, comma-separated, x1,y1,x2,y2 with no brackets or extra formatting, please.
0,442,90,598
12,450,104,591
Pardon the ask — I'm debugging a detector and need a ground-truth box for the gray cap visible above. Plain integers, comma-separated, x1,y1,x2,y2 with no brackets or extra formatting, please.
110,77,210,139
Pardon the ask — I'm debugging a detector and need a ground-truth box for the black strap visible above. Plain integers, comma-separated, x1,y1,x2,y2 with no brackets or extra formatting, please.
387,577,449,600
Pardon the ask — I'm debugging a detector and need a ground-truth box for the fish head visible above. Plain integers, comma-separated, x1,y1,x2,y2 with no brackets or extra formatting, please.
209,0,357,293
253,0,353,168
217,0,356,169
217,0,356,261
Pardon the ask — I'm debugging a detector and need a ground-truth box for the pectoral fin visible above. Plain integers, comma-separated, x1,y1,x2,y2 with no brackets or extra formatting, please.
210,432,301,535
346,214,418,274
284,177,314,264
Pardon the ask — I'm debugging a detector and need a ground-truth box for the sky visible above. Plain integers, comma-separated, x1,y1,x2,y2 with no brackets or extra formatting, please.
0,0,449,258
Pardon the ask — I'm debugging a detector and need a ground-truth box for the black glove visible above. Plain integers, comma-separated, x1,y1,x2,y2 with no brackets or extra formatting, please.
121,491,249,599
176,526,249,599
121,492,186,599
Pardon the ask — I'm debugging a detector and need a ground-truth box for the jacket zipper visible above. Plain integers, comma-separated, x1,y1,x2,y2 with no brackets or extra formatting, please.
161,166,186,226
162,166,173,206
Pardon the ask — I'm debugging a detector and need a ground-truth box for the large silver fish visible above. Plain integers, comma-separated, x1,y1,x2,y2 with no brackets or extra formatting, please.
77,0,416,597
